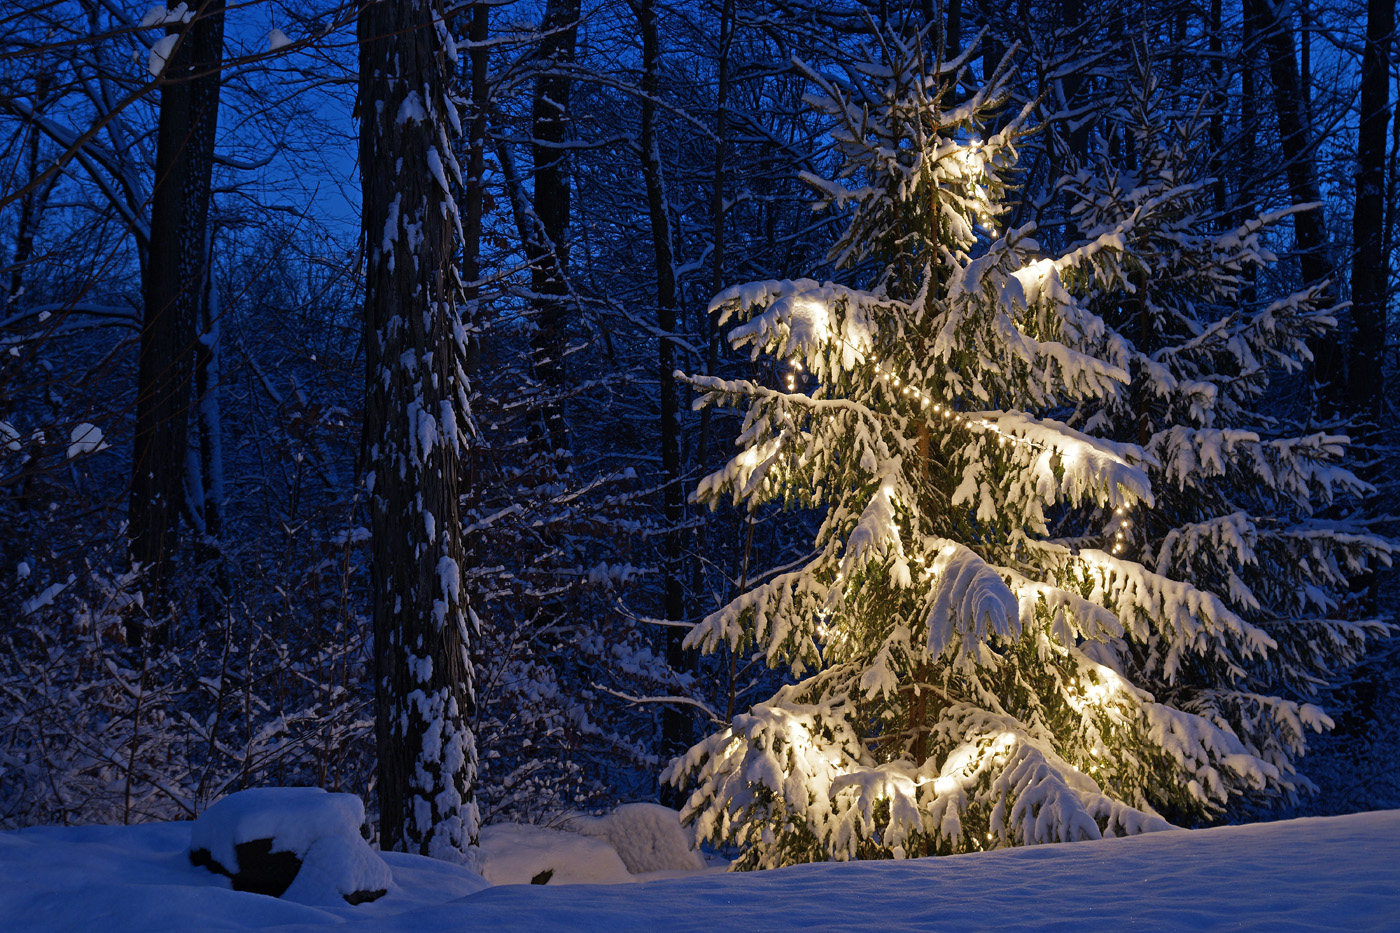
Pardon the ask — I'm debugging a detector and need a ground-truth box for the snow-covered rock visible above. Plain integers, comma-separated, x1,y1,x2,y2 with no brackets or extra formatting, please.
188,787,391,906
564,803,706,874
476,823,632,885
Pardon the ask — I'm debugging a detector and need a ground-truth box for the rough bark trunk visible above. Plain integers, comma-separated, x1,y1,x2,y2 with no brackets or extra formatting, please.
192,239,226,604
1060,0,1086,161
1243,0,1341,411
694,0,735,616
1300,1,1312,126
980,0,1004,87
359,0,478,859
528,0,580,464
698,0,733,466
638,0,690,762
463,1,490,361
129,0,225,639
6,74,54,315
1170,6,1187,110
1346,0,1393,422
1209,0,1226,220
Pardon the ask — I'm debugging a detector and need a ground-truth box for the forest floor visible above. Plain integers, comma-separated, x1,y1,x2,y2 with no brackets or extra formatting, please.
4,808,1397,931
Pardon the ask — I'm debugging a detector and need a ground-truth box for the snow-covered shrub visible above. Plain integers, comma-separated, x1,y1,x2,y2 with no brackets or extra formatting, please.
463,350,703,817
462,456,670,822
0,549,374,829
664,28,1360,870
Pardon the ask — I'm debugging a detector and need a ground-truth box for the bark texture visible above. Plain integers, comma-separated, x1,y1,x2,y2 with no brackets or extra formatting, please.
637,0,690,759
130,0,225,627
1243,0,1341,410
359,0,479,859
1347,0,1394,422
528,0,580,462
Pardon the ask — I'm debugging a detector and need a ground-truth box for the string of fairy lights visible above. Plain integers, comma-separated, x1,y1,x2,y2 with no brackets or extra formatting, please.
775,333,1137,558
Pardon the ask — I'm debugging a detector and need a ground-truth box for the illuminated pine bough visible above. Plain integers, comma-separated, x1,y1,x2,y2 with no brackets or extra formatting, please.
1057,67,1392,803
665,30,1308,870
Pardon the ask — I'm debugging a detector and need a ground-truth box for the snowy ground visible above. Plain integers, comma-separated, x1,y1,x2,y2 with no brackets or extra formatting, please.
4,810,1398,931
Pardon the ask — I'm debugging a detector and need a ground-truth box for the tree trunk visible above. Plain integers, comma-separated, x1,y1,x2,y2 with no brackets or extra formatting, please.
1059,0,1086,161
694,0,735,617
1346,0,1393,423
359,0,478,859
192,237,227,607
1300,1,1312,127
528,0,580,465
638,0,690,762
1170,5,1187,111
699,0,733,466
1243,0,1341,412
463,1,490,370
980,0,1004,86
5,74,54,315
129,0,226,640
1209,0,1226,220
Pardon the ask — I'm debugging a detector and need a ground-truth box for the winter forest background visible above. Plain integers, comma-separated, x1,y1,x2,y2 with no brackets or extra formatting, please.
1,0,1398,867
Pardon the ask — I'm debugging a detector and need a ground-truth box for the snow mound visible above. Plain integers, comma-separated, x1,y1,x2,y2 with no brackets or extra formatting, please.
476,823,632,885
189,787,391,906
565,803,706,874
4,811,1400,930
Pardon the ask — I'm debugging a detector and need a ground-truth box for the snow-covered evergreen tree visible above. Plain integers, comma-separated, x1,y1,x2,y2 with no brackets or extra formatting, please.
1056,66,1393,807
664,29,1331,869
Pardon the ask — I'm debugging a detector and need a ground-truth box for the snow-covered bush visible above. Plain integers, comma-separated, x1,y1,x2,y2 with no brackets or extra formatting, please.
663,28,1359,869
462,454,679,822
0,552,374,829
